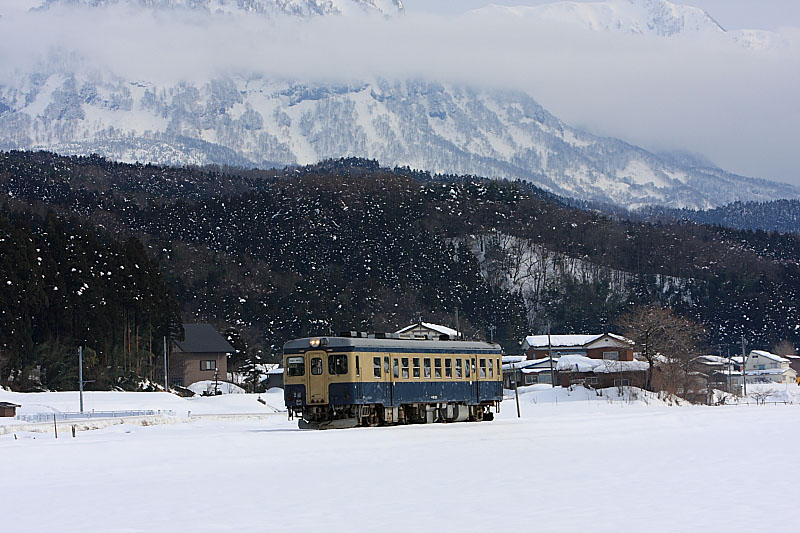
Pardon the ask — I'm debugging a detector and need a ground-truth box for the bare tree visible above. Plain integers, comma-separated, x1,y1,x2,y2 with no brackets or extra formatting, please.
772,340,796,357
617,305,706,395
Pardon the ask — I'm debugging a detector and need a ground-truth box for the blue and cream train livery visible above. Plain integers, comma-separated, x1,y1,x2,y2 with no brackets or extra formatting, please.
283,333,503,429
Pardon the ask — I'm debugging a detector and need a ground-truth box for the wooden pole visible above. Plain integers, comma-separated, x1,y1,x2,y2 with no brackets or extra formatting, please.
53,414,57,439
513,364,521,418
548,321,555,388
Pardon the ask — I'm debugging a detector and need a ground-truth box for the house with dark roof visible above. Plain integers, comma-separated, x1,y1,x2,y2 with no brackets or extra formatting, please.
170,324,235,388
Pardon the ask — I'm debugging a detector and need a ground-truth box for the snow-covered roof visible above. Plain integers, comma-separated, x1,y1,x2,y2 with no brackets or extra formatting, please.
523,333,633,349
395,322,458,337
556,355,649,374
523,334,600,348
502,358,554,372
749,350,789,363
266,367,283,375
502,355,527,364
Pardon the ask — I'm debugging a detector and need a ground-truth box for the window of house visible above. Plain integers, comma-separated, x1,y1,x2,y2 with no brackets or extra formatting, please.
603,351,619,361
287,356,305,376
373,357,381,378
445,358,452,378
424,358,431,378
201,360,216,371
402,358,409,379
614,379,630,387
393,358,399,379
434,358,442,378
524,375,534,385
328,354,348,375
311,357,323,375
413,358,421,378
171,377,184,387
455,358,462,378
479,359,487,378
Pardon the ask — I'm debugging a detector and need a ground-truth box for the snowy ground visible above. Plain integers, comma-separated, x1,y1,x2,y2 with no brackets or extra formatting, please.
2,386,798,532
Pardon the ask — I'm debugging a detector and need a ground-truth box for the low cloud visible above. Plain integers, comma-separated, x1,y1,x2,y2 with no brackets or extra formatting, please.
0,4,798,184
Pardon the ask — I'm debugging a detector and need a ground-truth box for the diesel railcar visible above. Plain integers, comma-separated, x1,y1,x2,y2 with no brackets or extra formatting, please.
283,334,503,429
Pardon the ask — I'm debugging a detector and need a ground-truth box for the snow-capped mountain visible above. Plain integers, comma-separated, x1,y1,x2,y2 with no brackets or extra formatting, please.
1,73,797,209
469,0,781,49
34,0,404,17
0,0,796,209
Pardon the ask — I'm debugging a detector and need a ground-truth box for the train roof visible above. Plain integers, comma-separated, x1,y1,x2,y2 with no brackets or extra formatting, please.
284,336,502,354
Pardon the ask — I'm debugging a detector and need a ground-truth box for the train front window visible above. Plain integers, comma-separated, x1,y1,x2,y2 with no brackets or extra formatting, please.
413,358,420,378
424,358,431,378
393,358,399,378
311,357,323,375
328,354,348,375
445,358,452,378
455,358,462,378
373,357,381,378
384,356,390,375
465,359,471,378
434,358,442,378
488,359,493,378
480,358,487,378
287,356,305,376
402,358,409,379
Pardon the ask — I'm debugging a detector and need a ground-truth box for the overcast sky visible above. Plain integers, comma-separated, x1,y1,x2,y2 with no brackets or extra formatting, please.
402,0,800,31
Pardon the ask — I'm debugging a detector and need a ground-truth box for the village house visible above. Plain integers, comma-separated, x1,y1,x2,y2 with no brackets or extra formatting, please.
395,322,461,340
0,401,21,417
502,356,557,388
742,350,797,385
169,324,235,388
555,354,649,389
521,333,636,361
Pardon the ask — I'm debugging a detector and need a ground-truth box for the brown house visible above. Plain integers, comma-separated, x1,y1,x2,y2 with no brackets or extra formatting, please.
521,333,635,361
0,402,21,417
170,324,234,388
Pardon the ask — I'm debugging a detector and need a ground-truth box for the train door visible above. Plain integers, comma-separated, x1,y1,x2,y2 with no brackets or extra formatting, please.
306,350,328,405
472,357,479,404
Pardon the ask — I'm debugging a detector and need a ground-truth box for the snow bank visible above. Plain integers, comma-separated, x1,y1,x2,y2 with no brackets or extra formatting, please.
187,380,246,396
556,354,649,373
505,384,667,406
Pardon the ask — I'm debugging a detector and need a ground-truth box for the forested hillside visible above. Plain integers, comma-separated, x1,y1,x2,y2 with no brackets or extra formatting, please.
1,151,798,388
637,200,800,234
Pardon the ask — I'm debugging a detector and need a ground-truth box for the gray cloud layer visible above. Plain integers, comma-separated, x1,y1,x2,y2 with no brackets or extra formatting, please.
0,4,798,185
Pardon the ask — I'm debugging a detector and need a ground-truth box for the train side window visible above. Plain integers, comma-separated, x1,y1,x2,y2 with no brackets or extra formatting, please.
445,358,452,378
311,357,323,376
480,358,487,378
384,356,390,375
413,357,421,378
424,358,431,378
328,354,348,375
373,357,381,378
434,358,442,378
465,359,471,379
287,356,305,376
455,358,462,378
393,358,399,378
497,358,501,377
402,358,409,379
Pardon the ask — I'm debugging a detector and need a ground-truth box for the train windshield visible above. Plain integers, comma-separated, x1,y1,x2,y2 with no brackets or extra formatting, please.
287,356,305,376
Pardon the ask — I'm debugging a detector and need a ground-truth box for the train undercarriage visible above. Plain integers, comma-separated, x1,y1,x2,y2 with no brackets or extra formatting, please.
290,402,499,430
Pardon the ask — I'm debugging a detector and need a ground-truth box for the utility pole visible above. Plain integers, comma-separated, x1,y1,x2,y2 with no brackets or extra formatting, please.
163,336,168,392
455,307,460,340
488,324,496,344
727,346,731,394
741,335,747,397
547,321,555,388
512,362,521,418
78,346,84,413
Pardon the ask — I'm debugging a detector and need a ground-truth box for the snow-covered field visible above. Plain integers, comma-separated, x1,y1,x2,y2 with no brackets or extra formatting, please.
2,386,798,532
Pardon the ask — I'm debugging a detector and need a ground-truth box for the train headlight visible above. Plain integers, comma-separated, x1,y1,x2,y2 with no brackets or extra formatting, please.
309,338,321,348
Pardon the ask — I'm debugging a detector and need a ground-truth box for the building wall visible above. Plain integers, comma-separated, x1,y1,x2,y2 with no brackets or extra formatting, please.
0,405,18,417
559,371,646,389
173,351,228,387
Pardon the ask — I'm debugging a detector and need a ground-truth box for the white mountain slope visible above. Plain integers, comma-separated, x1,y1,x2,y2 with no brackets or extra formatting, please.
469,0,783,48
33,0,404,17
2,74,796,209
